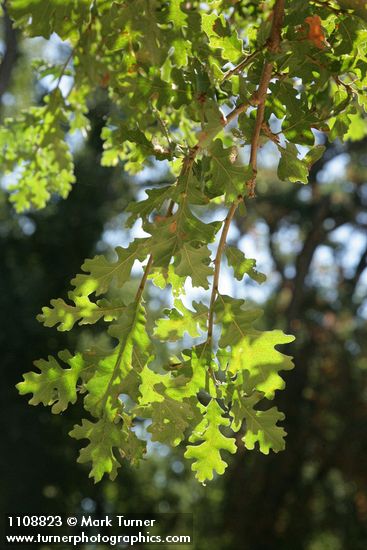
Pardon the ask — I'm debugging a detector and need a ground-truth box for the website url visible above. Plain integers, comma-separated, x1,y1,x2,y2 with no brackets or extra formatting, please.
6,532,191,546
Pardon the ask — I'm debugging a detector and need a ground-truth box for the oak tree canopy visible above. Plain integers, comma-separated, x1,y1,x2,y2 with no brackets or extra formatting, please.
4,0,367,483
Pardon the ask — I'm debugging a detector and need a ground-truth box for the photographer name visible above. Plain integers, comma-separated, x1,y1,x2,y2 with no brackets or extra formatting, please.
80,515,156,528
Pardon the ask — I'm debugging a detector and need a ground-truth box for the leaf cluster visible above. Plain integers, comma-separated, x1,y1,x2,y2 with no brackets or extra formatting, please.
9,0,367,482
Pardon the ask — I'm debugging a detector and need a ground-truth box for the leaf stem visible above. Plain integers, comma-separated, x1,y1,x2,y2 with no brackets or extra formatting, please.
135,254,154,303
54,12,96,93
207,198,241,343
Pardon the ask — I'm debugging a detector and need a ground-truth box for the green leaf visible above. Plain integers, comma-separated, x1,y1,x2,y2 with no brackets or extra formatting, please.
226,246,266,284
168,0,187,28
85,302,149,419
237,111,256,143
271,81,317,146
185,400,236,483
231,393,287,453
175,244,213,288
70,416,146,483
71,240,147,297
229,330,295,399
154,299,208,341
201,13,243,62
344,113,367,141
8,1,89,39
214,294,263,347
17,351,84,414
1,91,76,212
304,145,326,167
149,264,186,296
138,390,197,446
137,366,171,406
126,186,174,228
208,139,253,202
196,101,226,149
37,295,123,331
338,1,367,23
164,343,217,400
243,407,286,454
334,17,362,55
12,0,352,483
277,143,309,184
329,112,351,141
148,200,219,272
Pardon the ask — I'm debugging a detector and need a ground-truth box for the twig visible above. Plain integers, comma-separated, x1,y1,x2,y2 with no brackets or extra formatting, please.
207,198,241,342
55,48,74,91
53,11,95,95
132,0,286,344
150,101,173,150
222,49,261,82
248,0,285,197
131,96,255,305
225,100,251,125
205,0,286,353
262,122,280,144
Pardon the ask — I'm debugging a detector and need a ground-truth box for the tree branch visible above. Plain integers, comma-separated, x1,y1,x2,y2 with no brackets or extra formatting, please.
133,0,286,327
268,226,286,280
346,242,367,293
205,0,286,351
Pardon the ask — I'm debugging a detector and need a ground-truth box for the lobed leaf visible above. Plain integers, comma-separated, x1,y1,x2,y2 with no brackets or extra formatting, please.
71,240,147,297
17,351,84,414
70,416,146,483
185,400,237,483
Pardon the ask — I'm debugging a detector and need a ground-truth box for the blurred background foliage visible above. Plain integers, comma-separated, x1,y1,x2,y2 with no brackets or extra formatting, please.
1,7,367,550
